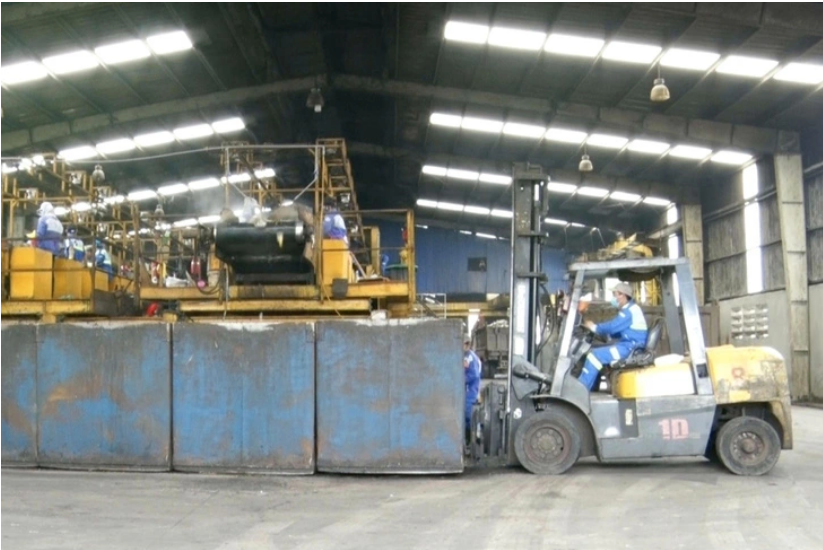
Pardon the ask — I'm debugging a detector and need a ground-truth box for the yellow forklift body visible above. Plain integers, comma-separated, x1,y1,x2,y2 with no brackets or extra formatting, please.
613,362,696,399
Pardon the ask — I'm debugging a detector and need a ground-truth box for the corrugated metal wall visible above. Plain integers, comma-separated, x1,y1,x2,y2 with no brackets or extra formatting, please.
373,220,568,294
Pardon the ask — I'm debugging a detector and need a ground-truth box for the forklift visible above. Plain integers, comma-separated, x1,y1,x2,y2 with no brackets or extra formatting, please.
470,164,792,476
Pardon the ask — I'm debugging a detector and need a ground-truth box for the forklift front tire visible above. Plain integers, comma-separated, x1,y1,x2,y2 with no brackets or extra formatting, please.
716,416,781,476
514,410,581,475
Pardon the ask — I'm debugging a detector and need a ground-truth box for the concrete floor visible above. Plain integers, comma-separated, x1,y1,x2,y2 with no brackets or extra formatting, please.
3,406,822,550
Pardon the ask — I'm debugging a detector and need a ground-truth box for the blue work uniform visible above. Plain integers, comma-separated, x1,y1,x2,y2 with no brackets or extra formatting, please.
464,349,481,426
95,247,114,280
35,213,64,255
578,300,648,391
64,237,85,262
323,209,348,242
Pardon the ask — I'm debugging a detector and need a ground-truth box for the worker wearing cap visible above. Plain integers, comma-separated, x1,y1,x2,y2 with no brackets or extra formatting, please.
95,240,114,280
463,336,482,436
64,228,85,262
34,201,64,255
322,197,348,244
578,282,648,391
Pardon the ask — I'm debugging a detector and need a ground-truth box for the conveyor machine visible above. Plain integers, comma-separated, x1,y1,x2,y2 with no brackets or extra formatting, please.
214,221,314,284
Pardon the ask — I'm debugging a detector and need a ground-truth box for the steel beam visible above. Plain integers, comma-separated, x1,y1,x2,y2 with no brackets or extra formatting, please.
330,75,791,155
1,76,320,151
774,142,811,400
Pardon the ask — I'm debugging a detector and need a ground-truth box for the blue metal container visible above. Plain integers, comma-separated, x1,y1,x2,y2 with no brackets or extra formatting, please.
36,323,171,470
1,323,38,465
172,322,315,474
316,319,464,474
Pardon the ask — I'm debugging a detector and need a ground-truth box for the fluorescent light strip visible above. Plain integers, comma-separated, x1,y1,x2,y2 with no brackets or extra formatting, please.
544,217,568,226
459,230,473,235
188,177,220,190
127,189,157,201
416,199,437,208
545,127,587,144
95,138,135,154
444,21,489,44
547,182,578,194
134,130,175,147
669,145,712,160
422,165,447,176
610,191,641,202
437,201,464,212
42,50,99,75
544,33,604,58
461,117,503,133
627,139,670,154
422,165,510,185
446,168,479,181
476,233,497,240
488,27,546,51
491,209,513,218
95,39,151,65
0,61,49,84
146,31,193,55
58,146,97,161
711,151,753,165
586,133,628,149
577,186,609,198
602,41,662,64
773,62,823,85
643,197,671,207
211,117,245,133
174,123,214,140
716,55,778,78
464,205,491,215
503,122,546,138
157,183,189,196
430,113,462,127
479,173,512,185
660,48,720,71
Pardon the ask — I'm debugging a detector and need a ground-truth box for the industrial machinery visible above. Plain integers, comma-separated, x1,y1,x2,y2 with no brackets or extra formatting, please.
471,164,792,476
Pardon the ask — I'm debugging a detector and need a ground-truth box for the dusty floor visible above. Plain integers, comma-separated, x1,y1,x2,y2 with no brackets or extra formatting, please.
2,406,822,550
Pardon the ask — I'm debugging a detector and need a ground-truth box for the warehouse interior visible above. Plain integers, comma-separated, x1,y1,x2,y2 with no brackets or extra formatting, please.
2,3,822,549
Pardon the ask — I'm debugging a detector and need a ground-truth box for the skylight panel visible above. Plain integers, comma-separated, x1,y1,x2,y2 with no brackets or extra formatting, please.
545,127,587,143
479,173,512,185
173,123,214,140
188,177,220,190
464,205,491,215
488,27,546,51
586,133,628,149
1,61,49,84
157,183,189,196
547,182,578,194
544,33,604,58
127,189,157,201
610,191,641,202
444,21,489,44
430,113,463,127
95,138,135,154
146,31,193,55
711,151,753,165
503,122,546,138
601,41,662,64
716,55,778,78
773,62,823,85
95,40,151,65
668,145,712,160
660,48,720,71
58,146,97,161
42,51,99,75
422,165,448,176
577,186,609,198
211,117,245,133
134,130,175,147
627,139,670,154
461,117,503,133
437,202,464,212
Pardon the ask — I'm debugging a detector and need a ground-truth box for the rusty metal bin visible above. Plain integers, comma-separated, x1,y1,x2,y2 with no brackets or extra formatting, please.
315,319,464,474
1,323,38,465
172,322,315,474
36,322,171,470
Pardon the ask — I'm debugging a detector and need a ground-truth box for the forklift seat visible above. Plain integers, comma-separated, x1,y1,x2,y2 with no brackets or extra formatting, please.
611,318,663,369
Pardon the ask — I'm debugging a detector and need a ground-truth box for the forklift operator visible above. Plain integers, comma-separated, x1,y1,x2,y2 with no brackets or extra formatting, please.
578,282,648,391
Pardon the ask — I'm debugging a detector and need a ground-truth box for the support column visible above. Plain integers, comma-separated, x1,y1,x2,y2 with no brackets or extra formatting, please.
681,204,705,305
774,135,810,400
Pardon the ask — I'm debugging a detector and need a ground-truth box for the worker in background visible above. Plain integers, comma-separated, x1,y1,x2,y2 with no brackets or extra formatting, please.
35,201,64,255
95,240,114,280
578,282,648,391
219,207,239,225
322,197,348,244
64,227,85,262
464,336,482,441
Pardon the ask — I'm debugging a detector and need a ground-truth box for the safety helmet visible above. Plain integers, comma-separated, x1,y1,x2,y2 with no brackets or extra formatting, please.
611,282,633,298
37,201,54,215
96,239,104,248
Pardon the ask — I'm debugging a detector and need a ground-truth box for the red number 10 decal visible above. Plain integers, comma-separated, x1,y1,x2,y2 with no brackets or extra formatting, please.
659,418,689,440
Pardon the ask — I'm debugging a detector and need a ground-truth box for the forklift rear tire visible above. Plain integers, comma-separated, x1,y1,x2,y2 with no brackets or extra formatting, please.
514,410,581,475
715,416,781,476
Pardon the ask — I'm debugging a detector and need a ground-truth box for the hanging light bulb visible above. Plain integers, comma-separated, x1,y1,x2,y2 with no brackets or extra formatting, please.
579,146,593,172
92,164,105,183
306,87,324,113
155,202,165,217
650,64,670,103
